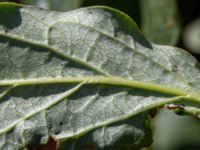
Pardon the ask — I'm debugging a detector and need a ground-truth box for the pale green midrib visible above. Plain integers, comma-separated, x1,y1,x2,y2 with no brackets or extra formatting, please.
1,77,200,103
0,18,191,90
0,33,110,77
25,6,188,88
0,3,193,89
0,82,84,135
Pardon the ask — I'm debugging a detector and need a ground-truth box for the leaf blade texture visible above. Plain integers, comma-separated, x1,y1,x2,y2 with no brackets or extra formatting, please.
0,3,200,150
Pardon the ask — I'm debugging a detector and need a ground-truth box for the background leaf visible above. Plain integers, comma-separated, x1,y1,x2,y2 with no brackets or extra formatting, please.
140,0,181,45
183,18,200,54
154,108,200,150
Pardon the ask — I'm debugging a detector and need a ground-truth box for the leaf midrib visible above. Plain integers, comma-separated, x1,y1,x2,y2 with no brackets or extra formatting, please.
0,2,192,94
60,21,192,88
1,76,200,102
1,5,192,89
24,6,193,89
0,29,192,90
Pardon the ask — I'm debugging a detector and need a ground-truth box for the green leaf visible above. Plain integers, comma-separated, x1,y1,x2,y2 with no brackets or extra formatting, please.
0,2,200,150
140,0,181,45
154,109,200,150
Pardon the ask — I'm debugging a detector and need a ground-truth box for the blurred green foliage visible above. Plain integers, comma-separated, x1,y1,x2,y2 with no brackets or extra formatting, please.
183,18,200,54
154,109,200,150
140,0,180,45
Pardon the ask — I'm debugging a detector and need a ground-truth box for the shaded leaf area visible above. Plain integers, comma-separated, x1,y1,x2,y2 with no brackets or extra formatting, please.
0,3,200,150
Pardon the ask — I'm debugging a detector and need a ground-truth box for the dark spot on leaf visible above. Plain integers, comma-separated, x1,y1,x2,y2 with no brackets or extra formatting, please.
54,129,60,135
172,64,178,73
88,11,93,14
59,121,63,126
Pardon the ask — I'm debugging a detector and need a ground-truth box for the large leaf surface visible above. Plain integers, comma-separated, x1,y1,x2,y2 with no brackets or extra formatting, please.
0,3,200,150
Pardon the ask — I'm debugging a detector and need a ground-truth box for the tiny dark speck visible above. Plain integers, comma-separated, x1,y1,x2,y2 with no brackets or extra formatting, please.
59,122,63,126
172,64,178,73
